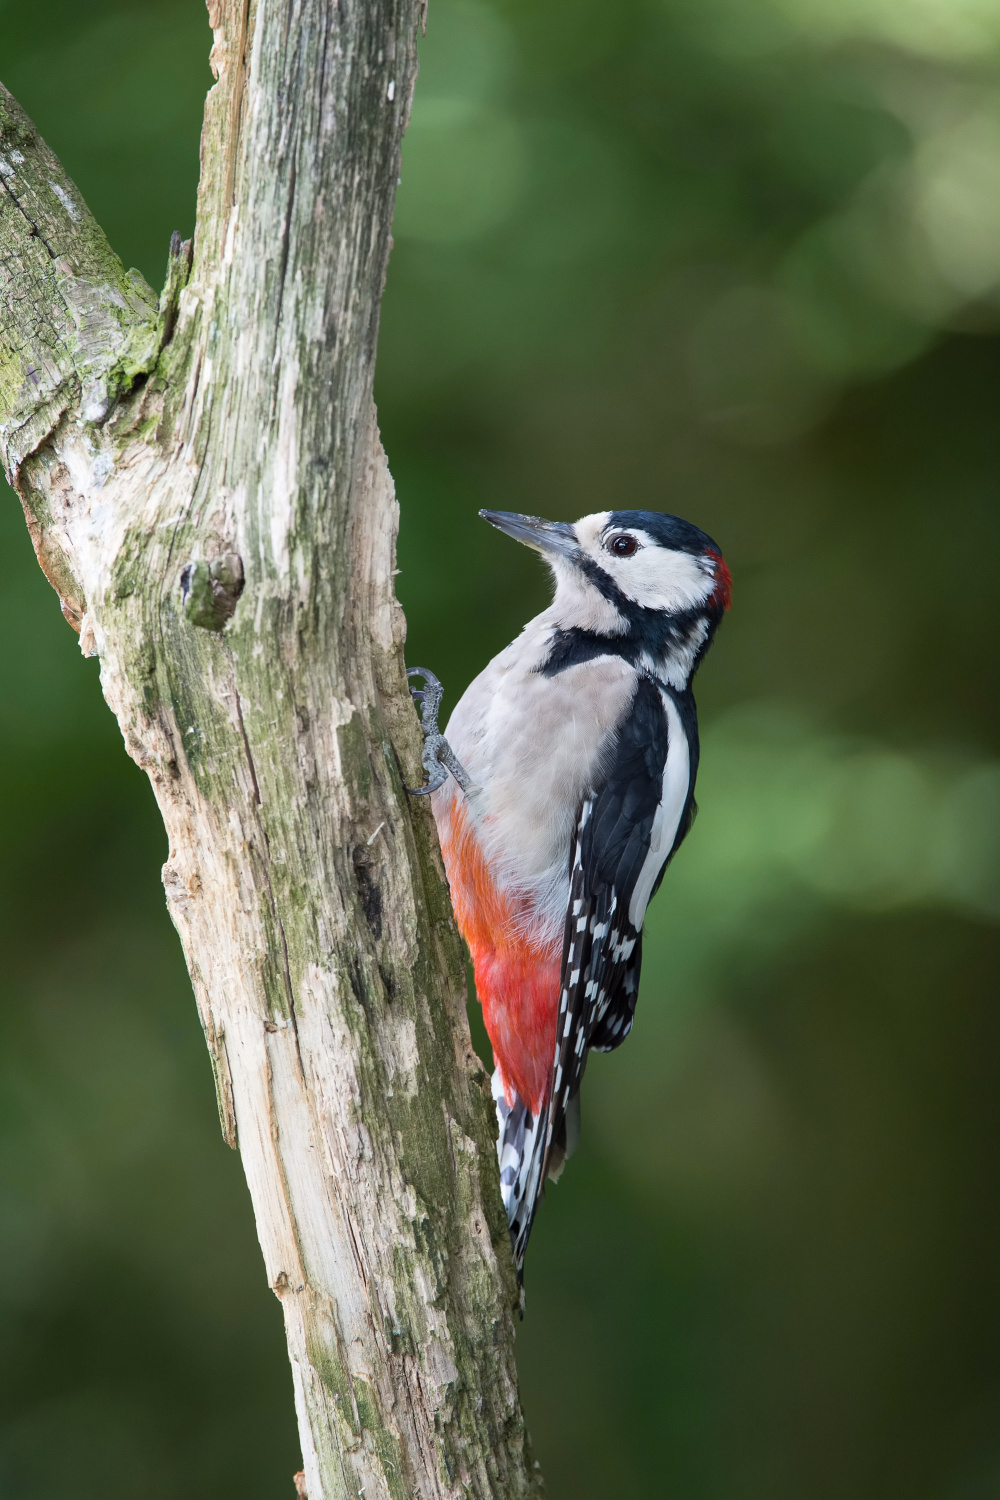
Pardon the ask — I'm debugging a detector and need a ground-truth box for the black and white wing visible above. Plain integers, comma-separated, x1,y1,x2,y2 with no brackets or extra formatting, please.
506,675,697,1273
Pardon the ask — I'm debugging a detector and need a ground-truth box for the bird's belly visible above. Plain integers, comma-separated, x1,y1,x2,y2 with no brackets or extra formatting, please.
443,651,637,935
432,645,638,1113
434,795,561,1115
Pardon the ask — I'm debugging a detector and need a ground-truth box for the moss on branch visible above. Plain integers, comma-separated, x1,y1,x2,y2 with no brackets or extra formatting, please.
0,81,162,475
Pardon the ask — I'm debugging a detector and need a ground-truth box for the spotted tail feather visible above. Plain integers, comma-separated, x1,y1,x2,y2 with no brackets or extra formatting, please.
492,1068,550,1278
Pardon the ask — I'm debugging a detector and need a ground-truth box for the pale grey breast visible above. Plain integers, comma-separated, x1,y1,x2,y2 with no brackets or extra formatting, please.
442,617,638,950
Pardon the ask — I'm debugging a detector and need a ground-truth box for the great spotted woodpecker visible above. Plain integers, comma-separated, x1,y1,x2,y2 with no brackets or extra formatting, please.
410,508,731,1276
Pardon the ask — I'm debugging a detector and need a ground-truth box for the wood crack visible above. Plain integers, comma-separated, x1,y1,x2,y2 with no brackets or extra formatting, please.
0,170,57,258
233,678,304,1066
272,151,298,368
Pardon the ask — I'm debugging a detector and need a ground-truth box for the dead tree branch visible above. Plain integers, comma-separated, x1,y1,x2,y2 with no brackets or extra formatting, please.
0,2,540,1495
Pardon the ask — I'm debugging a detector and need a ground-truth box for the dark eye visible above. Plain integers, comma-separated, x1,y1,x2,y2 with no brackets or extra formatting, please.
608,533,638,557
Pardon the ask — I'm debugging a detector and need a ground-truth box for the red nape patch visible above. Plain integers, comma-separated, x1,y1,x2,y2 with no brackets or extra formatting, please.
708,551,733,612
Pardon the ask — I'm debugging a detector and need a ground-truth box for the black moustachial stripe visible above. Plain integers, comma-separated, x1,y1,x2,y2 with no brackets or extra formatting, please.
537,607,712,680
537,509,726,684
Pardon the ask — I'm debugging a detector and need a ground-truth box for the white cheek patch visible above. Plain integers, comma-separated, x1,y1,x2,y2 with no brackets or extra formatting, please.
572,514,715,614
551,512,715,626
607,543,713,613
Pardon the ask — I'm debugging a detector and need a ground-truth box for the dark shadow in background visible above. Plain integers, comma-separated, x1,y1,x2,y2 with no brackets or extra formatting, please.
1,0,998,1496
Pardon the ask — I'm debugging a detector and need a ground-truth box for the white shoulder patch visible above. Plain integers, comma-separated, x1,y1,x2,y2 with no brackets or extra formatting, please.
627,691,690,930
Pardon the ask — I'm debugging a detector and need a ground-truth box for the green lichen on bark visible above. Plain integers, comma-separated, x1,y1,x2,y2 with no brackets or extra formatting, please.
0,1,542,1494
0,81,160,469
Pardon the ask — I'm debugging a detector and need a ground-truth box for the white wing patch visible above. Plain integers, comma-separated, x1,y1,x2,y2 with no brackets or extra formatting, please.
627,690,689,930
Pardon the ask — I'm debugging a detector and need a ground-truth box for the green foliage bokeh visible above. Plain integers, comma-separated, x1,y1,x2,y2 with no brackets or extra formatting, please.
2,0,999,1495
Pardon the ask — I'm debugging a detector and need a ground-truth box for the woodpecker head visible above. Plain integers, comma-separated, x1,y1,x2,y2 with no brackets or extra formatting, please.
480,509,732,650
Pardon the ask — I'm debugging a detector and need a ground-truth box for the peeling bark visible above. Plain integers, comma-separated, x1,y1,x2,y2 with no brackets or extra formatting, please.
0,3,541,1496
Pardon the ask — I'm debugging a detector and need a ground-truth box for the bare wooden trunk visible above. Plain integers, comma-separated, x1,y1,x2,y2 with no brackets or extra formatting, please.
0,2,541,1496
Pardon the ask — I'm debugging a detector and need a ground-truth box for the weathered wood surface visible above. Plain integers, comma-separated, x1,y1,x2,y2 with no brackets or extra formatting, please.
0,2,541,1495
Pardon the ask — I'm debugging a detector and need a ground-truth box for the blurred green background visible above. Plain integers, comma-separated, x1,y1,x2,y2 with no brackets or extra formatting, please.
2,0,1000,1494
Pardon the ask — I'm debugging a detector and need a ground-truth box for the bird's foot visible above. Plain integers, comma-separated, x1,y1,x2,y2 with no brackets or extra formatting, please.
405,667,474,796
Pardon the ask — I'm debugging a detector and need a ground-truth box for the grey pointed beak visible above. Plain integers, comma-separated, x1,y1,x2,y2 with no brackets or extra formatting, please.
479,510,577,559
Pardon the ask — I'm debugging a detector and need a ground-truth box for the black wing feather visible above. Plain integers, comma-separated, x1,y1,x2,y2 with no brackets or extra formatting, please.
561,676,670,1062
590,931,642,1053
508,677,678,1273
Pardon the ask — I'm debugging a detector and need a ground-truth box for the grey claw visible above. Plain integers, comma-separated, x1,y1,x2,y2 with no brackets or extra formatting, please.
407,759,448,796
405,667,474,797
